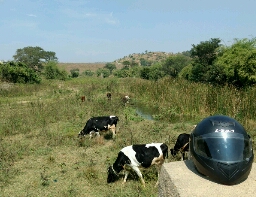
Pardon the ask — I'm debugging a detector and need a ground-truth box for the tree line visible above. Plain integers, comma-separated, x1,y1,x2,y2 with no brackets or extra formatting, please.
102,37,256,88
1,37,256,88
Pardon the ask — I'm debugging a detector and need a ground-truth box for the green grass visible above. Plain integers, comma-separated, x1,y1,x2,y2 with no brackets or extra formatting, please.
0,76,256,196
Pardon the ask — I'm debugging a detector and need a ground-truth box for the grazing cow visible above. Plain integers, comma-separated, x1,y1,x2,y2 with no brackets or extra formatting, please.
107,143,168,187
78,116,119,138
81,96,85,102
170,133,190,161
107,92,112,100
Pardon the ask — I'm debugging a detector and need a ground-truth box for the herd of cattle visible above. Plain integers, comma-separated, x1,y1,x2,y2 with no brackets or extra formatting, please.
78,93,191,186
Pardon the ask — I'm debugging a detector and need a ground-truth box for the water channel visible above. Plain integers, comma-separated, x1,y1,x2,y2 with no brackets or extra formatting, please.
134,103,157,120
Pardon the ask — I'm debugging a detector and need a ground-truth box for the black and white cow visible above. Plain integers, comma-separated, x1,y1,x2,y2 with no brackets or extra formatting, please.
107,143,168,187
170,133,190,161
78,116,119,138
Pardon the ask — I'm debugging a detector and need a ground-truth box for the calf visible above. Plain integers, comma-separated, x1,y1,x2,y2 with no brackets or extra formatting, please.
78,116,119,138
170,133,190,161
107,143,168,187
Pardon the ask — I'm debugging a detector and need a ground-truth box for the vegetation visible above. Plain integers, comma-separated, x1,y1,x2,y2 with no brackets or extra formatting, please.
104,37,256,88
13,46,58,72
215,38,256,87
0,61,41,84
44,61,68,80
104,63,116,74
1,36,256,195
2,37,256,88
0,76,256,196
70,68,80,78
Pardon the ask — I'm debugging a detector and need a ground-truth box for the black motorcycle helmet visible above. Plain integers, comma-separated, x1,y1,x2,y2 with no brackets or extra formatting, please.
190,115,254,185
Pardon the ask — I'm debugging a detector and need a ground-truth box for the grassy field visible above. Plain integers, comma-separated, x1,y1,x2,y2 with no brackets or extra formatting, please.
0,76,255,197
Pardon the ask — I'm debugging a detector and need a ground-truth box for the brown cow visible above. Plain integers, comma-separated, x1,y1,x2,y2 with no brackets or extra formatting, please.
81,96,85,102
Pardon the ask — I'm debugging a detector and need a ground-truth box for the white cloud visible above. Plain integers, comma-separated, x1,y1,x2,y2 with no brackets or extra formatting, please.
27,14,37,17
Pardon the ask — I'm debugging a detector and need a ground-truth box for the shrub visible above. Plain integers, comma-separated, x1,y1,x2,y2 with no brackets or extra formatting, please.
44,61,68,80
70,68,79,78
0,61,41,84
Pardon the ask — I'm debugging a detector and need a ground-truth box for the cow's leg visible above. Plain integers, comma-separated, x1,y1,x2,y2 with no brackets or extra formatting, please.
181,152,185,161
131,166,145,187
154,165,162,187
109,124,116,138
123,170,129,184
95,132,100,137
89,131,93,139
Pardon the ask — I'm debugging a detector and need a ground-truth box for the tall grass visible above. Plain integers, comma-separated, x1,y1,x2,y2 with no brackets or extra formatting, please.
0,76,255,196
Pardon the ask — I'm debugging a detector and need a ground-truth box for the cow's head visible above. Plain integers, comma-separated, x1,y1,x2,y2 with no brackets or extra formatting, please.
107,166,119,183
110,115,119,122
78,130,85,137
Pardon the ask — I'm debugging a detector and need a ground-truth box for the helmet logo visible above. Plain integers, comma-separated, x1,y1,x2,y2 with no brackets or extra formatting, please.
211,120,235,133
215,129,234,133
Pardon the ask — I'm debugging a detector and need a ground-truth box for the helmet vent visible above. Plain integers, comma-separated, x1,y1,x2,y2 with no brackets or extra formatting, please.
217,162,239,179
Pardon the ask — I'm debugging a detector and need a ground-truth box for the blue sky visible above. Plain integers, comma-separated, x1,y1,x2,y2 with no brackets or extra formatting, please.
0,0,255,63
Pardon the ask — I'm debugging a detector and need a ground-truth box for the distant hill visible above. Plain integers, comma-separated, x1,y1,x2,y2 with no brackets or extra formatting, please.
58,51,173,73
57,62,106,73
114,51,173,65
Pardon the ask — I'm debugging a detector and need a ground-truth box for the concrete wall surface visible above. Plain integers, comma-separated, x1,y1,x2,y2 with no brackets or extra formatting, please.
159,160,256,197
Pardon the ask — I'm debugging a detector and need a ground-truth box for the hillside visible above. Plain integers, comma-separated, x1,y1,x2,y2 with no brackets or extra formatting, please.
58,51,173,73
57,62,106,73
114,51,173,65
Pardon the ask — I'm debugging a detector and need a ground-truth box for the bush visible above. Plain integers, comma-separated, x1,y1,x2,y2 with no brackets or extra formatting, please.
70,69,79,78
140,64,165,80
0,61,41,84
82,70,94,76
96,68,110,78
44,61,68,80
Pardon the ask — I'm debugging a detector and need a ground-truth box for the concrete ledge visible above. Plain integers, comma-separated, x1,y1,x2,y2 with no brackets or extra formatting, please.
159,160,256,197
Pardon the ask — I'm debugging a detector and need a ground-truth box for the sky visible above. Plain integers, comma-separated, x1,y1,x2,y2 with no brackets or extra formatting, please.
0,0,255,63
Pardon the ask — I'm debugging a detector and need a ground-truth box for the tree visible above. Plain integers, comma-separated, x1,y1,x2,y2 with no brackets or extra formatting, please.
140,63,165,80
13,46,58,72
140,58,151,66
122,60,131,69
104,63,116,73
215,38,256,87
0,61,41,83
162,54,192,77
130,61,139,67
190,38,222,82
96,68,110,78
113,65,142,78
179,65,193,80
191,38,221,66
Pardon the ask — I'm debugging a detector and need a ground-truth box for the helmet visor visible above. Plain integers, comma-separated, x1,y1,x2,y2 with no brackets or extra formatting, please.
194,132,253,162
